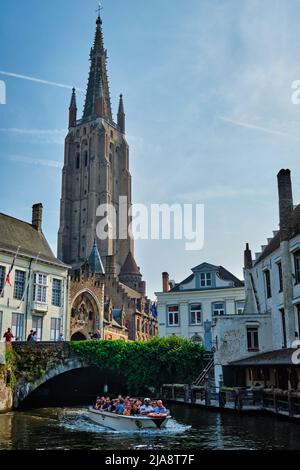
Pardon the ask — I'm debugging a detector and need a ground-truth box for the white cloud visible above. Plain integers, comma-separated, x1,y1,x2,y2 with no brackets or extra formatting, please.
0,128,66,145
7,155,62,169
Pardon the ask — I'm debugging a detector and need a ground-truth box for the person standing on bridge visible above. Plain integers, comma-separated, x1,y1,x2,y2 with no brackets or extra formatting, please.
27,330,33,342
3,328,14,343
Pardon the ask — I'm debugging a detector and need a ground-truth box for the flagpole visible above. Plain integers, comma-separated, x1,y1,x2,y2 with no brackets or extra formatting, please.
17,251,41,310
0,245,21,299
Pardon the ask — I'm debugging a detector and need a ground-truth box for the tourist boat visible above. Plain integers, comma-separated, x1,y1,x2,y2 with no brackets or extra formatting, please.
88,407,171,431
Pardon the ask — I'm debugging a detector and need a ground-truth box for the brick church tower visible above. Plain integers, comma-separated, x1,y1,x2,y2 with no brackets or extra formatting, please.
58,13,135,277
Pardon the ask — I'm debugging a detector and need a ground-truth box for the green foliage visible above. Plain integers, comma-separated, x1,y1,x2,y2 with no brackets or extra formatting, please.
70,336,205,393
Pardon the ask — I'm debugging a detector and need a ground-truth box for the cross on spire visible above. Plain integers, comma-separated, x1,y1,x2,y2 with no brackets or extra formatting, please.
96,1,103,18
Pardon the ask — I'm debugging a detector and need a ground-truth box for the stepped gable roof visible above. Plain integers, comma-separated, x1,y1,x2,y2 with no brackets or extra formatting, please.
0,213,66,267
119,251,140,276
255,204,300,264
119,282,141,300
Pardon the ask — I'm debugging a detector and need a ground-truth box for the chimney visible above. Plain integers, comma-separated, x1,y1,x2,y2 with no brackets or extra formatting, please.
277,169,294,242
162,272,170,293
32,203,43,232
244,243,253,269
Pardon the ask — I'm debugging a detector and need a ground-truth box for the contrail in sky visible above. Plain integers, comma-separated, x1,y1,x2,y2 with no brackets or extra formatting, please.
0,71,84,92
218,115,298,139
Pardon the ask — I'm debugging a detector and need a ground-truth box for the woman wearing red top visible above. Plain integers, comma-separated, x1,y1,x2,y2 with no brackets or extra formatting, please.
3,328,14,342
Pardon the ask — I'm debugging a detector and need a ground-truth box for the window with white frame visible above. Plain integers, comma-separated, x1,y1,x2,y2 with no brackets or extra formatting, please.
200,272,212,287
32,316,43,341
50,318,61,341
33,273,48,303
52,279,62,307
14,270,26,300
213,302,225,316
247,327,259,351
168,306,179,326
11,313,24,341
236,301,245,315
190,304,202,324
0,266,5,297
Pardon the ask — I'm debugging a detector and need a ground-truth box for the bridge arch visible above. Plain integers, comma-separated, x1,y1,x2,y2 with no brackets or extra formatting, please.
13,357,89,409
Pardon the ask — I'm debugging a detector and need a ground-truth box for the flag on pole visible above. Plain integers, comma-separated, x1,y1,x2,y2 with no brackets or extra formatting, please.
0,246,20,296
150,302,158,318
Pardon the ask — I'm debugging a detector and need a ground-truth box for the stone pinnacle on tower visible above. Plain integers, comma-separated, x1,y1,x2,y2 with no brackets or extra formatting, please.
117,94,125,134
68,88,77,128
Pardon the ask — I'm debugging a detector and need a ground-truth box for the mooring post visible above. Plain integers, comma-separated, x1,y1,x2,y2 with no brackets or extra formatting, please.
273,390,278,414
288,391,293,418
184,384,190,402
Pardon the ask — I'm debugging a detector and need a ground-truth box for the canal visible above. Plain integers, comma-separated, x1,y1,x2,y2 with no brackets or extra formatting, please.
1,404,300,450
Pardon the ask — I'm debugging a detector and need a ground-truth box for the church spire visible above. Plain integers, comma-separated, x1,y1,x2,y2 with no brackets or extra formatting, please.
117,94,125,134
69,88,77,128
83,14,112,121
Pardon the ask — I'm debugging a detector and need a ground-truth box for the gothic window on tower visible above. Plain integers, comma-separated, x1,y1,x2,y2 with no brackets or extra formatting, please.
84,151,88,166
76,153,80,169
83,127,87,135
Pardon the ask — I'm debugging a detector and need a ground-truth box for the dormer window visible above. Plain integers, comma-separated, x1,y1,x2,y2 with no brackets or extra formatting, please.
200,272,212,287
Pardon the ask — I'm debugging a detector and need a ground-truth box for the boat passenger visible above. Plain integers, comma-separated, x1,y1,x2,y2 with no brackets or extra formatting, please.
114,399,125,415
153,400,167,414
101,398,111,411
130,402,140,416
140,398,154,415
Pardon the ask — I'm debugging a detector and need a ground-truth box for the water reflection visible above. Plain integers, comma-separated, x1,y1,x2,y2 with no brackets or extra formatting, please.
1,405,300,450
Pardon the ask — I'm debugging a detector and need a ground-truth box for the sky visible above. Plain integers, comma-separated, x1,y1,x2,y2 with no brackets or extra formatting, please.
1,0,300,298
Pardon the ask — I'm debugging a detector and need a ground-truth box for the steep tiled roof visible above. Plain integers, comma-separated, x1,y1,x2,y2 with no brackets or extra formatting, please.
170,265,244,292
218,266,244,287
255,204,300,265
119,251,140,276
0,213,66,267
87,240,105,274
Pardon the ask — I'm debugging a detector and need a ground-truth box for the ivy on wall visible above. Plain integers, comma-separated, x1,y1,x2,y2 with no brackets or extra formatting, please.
70,336,205,392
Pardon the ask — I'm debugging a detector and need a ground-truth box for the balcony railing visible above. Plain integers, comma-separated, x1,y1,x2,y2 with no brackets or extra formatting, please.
32,301,48,313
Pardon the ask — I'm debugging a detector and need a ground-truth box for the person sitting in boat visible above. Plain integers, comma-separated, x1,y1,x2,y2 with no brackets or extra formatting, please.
101,397,111,411
139,398,154,415
95,397,102,410
114,399,125,415
153,400,167,414
130,401,140,416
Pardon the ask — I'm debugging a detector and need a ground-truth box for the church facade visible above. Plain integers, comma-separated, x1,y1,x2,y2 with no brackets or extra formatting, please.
58,14,157,341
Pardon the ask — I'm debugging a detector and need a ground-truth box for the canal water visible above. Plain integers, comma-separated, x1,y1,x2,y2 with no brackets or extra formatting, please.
1,404,300,450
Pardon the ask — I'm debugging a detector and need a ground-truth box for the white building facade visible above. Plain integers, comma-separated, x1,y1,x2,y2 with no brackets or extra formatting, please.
156,263,245,348
212,170,300,390
0,204,69,342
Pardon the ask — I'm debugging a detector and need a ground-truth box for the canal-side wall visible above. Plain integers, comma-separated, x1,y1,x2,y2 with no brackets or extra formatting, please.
0,344,13,412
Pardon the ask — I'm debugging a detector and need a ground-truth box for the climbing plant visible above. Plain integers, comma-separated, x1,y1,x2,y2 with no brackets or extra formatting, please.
69,336,205,393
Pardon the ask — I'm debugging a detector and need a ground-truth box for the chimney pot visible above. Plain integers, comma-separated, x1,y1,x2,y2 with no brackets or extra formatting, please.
32,203,43,232
277,169,294,242
162,272,170,293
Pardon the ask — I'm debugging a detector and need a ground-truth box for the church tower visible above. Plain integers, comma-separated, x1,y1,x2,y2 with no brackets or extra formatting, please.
58,13,134,276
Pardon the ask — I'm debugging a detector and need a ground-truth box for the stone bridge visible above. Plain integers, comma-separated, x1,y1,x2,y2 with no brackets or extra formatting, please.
1,342,90,410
